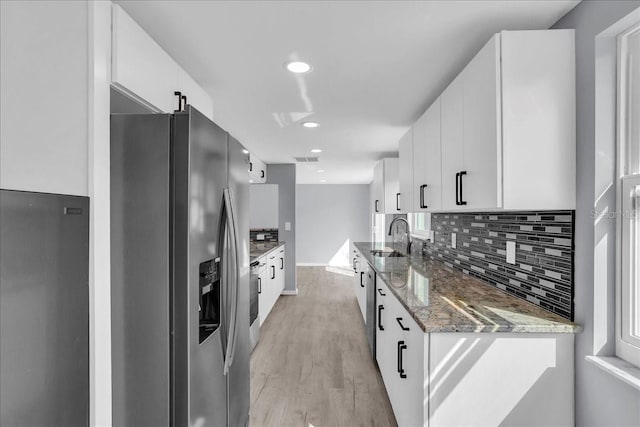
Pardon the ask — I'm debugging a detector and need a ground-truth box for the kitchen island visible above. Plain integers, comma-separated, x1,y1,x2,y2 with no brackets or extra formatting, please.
353,241,580,427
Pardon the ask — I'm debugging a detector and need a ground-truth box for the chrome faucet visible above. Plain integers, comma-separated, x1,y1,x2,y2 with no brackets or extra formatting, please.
388,217,412,255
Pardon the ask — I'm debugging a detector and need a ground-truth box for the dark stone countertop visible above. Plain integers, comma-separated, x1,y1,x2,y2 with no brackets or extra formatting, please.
354,242,581,334
250,241,285,262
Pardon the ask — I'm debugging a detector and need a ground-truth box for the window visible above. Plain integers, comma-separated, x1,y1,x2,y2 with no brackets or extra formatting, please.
616,23,640,367
408,212,431,240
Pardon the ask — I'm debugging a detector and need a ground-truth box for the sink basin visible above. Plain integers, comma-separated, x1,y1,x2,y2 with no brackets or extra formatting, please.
370,250,405,258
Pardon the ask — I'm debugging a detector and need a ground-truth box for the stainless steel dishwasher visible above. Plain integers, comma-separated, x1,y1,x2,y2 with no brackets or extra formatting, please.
365,263,376,358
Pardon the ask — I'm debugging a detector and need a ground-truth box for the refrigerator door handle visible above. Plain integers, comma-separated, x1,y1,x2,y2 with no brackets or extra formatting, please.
223,188,240,375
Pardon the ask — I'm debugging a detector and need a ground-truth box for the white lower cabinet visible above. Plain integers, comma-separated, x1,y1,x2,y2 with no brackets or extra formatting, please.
376,278,575,427
258,244,285,326
376,278,426,427
352,253,367,323
257,260,268,326
275,246,285,293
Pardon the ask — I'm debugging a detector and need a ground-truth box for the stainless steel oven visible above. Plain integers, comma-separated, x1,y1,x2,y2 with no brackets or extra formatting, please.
249,260,260,352
366,263,376,358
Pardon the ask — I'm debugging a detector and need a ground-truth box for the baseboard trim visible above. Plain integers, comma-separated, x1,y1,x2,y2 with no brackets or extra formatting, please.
281,289,299,296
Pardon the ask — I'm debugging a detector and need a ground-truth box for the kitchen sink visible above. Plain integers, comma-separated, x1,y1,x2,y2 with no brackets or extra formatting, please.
370,250,405,258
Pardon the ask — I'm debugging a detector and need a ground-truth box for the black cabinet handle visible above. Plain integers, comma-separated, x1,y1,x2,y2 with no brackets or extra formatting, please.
419,184,428,209
455,172,460,205
360,271,365,287
258,277,262,294
261,170,265,178
280,257,284,270
396,193,401,211
249,162,253,172
378,305,384,331
459,171,467,205
174,91,183,112
375,200,379,213
396,317,410,331
398,341,407,379
271,265,276,280
377,288,386,296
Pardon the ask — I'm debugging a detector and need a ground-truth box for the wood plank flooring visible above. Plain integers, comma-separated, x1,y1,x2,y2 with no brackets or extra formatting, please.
249,266,397,427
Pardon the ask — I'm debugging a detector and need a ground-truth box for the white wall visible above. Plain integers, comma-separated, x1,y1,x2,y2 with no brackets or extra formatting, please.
1,2,114,425
249,184,278,229
552,2,640,426
296,184,369,266
0,0,88,196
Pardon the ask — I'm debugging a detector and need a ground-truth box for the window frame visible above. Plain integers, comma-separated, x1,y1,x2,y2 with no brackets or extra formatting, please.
615,22,640,367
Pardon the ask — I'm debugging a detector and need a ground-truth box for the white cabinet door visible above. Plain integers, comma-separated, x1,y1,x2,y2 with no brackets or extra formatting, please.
462,34,501,210
372,161,384,214
500,30,575,210
111,5,177,113
398,129,413,213
249,153,267,183
384,158,400,214
265,253,278,319
177,66,213,120
393,311,426,427
375,278,394,385
440,77,464,210
357,266,367,322
258,259,269,326
276,246,285,293
413,98,442,211
381,285,425,427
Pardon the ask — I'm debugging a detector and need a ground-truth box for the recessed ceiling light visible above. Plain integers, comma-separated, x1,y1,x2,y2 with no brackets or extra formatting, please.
301,121,319,128
320,179,327,183
242,149,249,154
285,61,312,73
310,148,322,153
317,169,325,173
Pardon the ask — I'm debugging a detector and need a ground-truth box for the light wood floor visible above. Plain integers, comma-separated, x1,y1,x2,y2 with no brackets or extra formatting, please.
249,266,397,427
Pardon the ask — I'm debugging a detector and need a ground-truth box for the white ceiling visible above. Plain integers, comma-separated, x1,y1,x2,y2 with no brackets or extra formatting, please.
115,0,579,184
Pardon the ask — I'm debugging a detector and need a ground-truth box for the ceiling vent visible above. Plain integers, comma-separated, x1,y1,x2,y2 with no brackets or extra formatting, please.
294,156,319,163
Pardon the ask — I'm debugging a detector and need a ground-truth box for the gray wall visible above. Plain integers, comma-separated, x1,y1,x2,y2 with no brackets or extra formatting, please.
296,184,370,265
552,2,640,426
249,184,279,229
266,165,297,292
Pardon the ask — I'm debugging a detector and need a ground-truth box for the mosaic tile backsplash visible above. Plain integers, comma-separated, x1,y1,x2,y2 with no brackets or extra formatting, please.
250,228,279,242
420,211,575,320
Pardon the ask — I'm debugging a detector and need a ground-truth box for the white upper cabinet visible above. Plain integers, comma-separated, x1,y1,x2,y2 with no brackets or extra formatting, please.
500,30,575,209
413,98,442,211
384,159,400,214
111,5,214,120
398,129,414,213
440,76,465,211
176,67,214,120
372,160,384,214
454,34,501,210
112,5,177,113
372,158,400,214
249,153,267,183
407,29,575,212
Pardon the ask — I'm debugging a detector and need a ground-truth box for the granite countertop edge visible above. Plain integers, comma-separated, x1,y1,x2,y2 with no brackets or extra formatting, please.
250,241,285,262
354,242,581,335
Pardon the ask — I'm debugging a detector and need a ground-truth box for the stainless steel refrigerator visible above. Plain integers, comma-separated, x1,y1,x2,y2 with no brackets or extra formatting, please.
0,189,90,427
110,106,250,427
